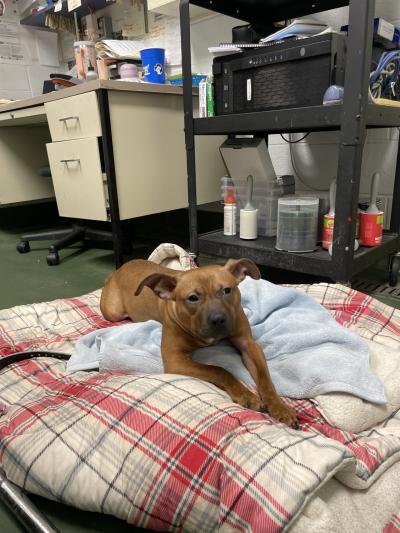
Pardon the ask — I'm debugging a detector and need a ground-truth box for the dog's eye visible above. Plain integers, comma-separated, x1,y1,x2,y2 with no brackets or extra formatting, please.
222,287,232,295
187,293,200,303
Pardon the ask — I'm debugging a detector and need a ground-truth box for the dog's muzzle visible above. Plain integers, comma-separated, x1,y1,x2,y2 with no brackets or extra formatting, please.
205,311,232,338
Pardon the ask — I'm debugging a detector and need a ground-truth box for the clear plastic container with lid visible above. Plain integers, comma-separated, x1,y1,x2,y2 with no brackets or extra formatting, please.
119,63,140,82
74,41,97,79
276,197,319,252
233,179,282,237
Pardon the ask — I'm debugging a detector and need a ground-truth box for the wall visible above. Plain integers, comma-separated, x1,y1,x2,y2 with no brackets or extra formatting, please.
190,13,243,74
0,0,66,100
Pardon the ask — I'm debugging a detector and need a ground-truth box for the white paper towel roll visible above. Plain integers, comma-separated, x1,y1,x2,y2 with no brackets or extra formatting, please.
240,208,258,240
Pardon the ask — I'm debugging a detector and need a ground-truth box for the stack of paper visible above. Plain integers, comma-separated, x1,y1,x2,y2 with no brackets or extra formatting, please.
95,40,141,61
208,45,242,57
260,19,328,43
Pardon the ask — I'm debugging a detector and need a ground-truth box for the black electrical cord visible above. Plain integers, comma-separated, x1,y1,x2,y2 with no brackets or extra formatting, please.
0,351,70,371
280,132,311,143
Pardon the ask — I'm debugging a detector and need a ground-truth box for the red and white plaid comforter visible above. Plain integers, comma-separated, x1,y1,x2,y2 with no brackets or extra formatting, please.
0,284,399,532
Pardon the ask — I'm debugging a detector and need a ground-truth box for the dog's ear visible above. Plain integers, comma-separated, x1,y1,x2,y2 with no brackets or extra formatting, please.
135,273,177,300
224,258,261,282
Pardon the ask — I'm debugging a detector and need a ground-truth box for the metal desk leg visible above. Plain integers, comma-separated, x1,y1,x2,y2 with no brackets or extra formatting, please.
98,89,124,269
180,0,198,258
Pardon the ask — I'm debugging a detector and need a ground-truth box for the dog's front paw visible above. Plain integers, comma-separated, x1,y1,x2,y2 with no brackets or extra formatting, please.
230,387,263,411
266,400,299,429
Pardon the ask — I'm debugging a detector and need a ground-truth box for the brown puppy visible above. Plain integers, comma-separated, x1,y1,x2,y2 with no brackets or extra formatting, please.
100,258,298,428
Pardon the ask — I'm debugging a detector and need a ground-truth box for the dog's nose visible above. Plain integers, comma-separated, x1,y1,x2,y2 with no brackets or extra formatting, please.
209,313,226,328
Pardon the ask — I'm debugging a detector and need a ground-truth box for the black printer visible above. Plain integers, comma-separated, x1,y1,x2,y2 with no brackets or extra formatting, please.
212,34,346,114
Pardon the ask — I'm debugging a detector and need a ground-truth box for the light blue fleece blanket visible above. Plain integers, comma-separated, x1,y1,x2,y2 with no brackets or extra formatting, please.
67,278,386,403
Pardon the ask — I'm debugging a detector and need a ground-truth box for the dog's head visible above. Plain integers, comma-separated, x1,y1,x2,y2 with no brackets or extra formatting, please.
135,258,260,342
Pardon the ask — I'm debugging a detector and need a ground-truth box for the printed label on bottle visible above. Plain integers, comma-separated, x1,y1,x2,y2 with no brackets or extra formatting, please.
224,205,236,236
322,215,334,250
199,81,207,118
360,212,384,246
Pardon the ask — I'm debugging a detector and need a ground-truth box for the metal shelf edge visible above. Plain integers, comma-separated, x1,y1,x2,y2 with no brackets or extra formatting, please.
189,0,349,25
367,104,400,127
193,104,400,135
351,234,400,275
198,232,335,277
194,105,341,135
198,231,400,278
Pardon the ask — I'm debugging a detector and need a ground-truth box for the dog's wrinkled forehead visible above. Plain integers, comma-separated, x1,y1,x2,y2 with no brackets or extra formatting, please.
176,266,236,296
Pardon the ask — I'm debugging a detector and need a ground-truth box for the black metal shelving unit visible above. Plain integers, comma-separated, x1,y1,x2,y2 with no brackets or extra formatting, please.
180,0,400,282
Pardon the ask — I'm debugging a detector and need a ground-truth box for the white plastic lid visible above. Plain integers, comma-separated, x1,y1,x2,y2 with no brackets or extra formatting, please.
120,63,138,75
278,196,319,206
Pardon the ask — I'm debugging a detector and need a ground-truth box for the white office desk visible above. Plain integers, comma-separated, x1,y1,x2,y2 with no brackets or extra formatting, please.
0,80,225,265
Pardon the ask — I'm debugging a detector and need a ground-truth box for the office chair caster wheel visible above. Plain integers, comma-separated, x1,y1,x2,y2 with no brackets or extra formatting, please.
17,241,30,253
46,252,60,266
389,256,400,287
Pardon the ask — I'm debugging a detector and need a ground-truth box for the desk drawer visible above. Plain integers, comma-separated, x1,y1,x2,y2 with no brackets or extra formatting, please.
46,138,108,221
0,105,47,126
45,92,102,141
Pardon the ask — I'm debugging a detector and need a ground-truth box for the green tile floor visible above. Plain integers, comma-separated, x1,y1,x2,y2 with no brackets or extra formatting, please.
0,204,190,310
0,202,399,532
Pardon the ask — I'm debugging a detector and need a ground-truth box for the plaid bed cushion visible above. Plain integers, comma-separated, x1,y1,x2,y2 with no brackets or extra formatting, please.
385,513,400,533
0,284,399,532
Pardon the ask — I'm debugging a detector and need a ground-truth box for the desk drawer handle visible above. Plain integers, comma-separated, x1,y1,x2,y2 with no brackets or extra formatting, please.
58,116,79,122
60,159,80,164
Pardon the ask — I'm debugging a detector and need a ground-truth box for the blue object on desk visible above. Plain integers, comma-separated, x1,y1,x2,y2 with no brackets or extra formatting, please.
168,74,207,87
140,48,165,84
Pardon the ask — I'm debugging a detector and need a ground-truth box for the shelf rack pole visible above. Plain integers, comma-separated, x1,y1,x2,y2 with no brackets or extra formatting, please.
180,0,199,257
332,0,375,281
390,134,400,235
